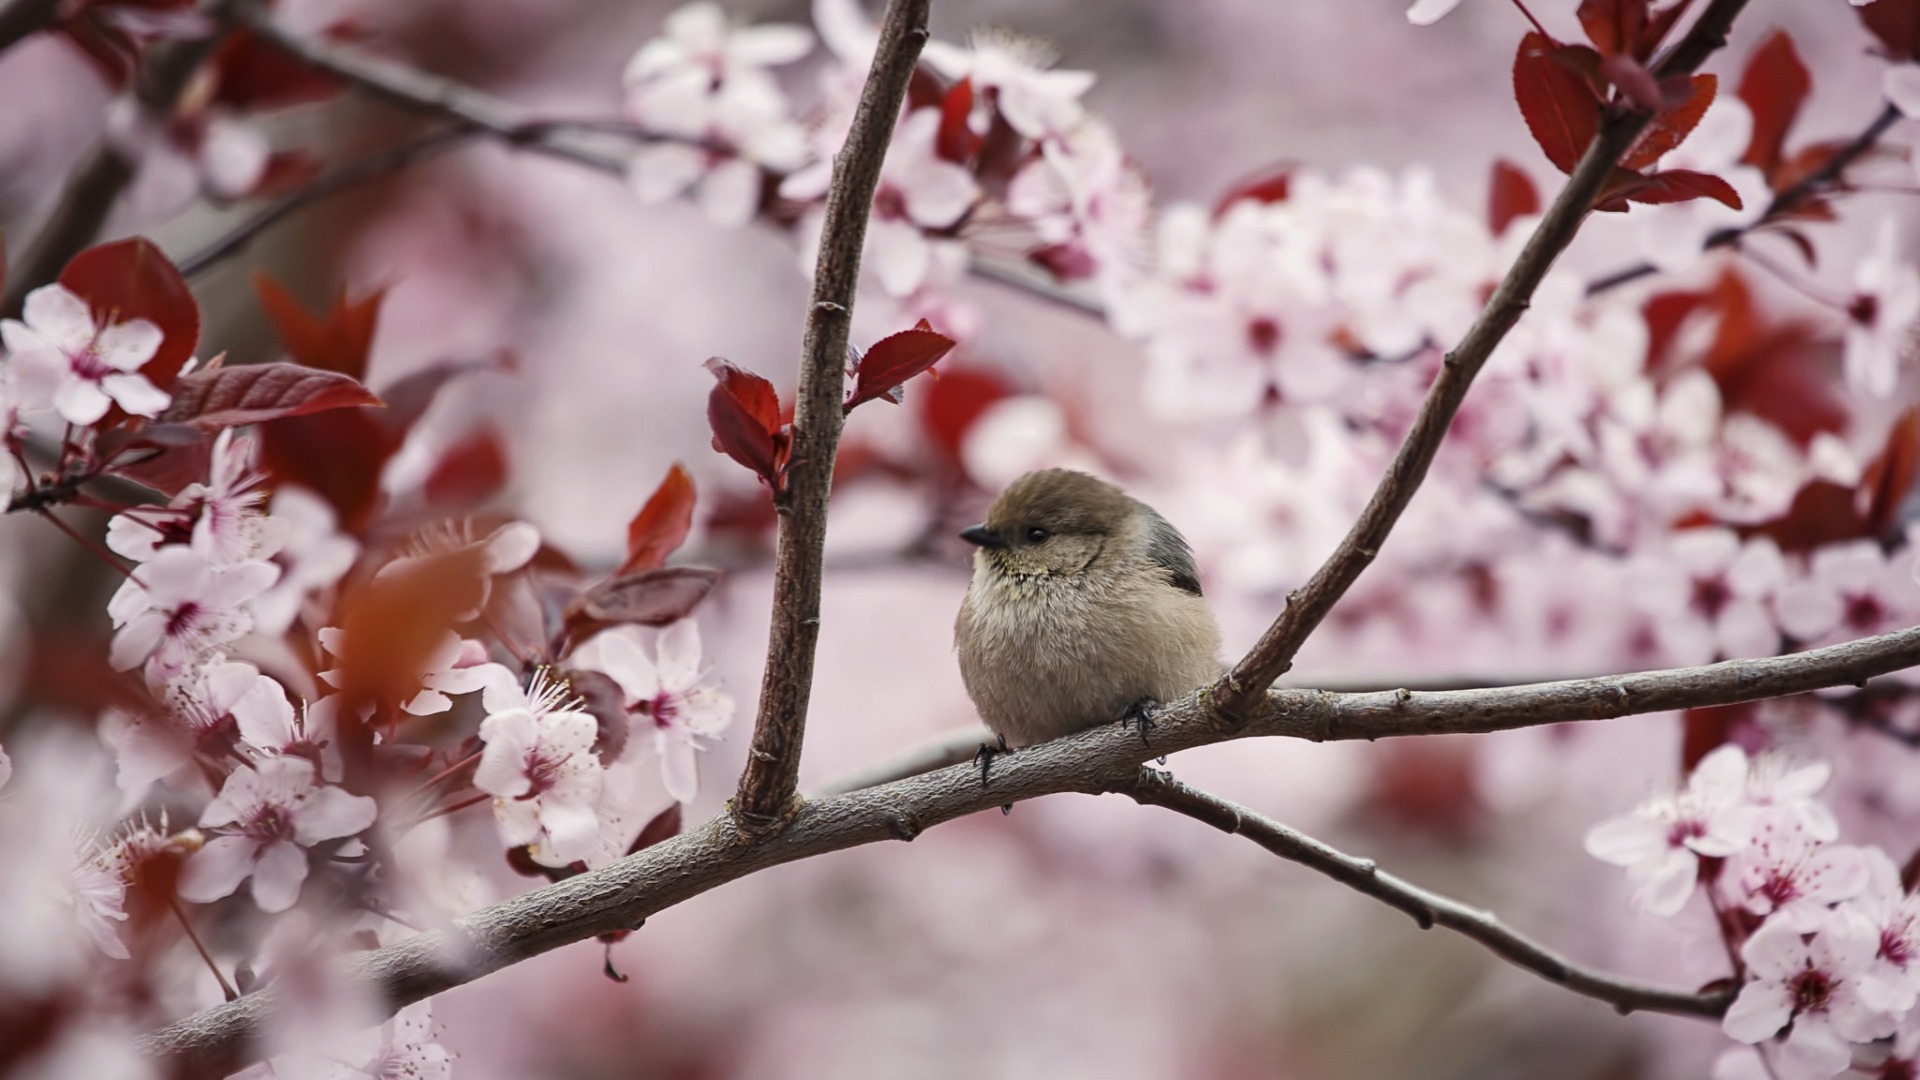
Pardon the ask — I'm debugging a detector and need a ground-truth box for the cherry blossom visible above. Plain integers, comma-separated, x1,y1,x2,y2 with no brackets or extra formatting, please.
1774,540,1920,649
921,29,1095,141
106,430,286,566
317,628,496,717
178,756,377,913
1627,528,1784,666
1844,221,1920,398
1726,815,1871,929
0,283,171,425
339,1000,451,1080
1631,97,1770,273
1583,743,1760,916
385,519,540,621
474,669,605,867
1744,754,1840,842
249,486,359,637
106,547,279,684
1006,121,1151,296
109,96,272,219
574,621,733,803
1723,910,1899,1078
68,838,131,961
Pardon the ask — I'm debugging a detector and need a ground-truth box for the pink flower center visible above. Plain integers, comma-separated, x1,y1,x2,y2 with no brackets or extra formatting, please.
1245,317,1280,356
520,746,570,797
241,804,296,844
70,332,114,380
1665,817,1707,848
1689,575,1732,620
1883,918,1916,968
1758,866,1801,908
634,693,681,730
1789,967,1835,1014
1845,593,1886,633
874,186,908,221
1851,292,1880,328
165,602,204,639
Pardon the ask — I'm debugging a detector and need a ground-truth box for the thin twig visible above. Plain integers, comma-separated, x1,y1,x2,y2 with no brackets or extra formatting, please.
1120,768,1733,1018
0,2,236,317
1585,102,1903,296
1210,0,1751,720
176,126,480,279
140,622,1920,1077
731,0,932,833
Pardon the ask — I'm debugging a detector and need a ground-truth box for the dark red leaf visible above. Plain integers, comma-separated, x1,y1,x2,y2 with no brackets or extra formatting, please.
424,428,509,506
564,566,721,640
566,668,630,761
845,320,958,412
1769,226,1818,269
1622,74,1716,171
158,361,382,431
1864,408,1920,537
1487,159,1540,236
919,365,1011,476
98,424,213,497
253,274,385,379
334,548,491,709
249,150,326,198
1514,33,1604,174
1625,168,1743,209
209,29,341,110
936,78,981,163
631,804,682,851
259,410,392,532
1681,703,1756,773
1737,30,1809,178
703,358,788,488
1029,242,1097,282
1632,0,1694,61
58,238,199,395
1747,481,1868,553
1212,163,1294,217
1669,269,1846,446
1861,0,1920,62
1577,0,1648,57
621,463,695,575
376,358,493,440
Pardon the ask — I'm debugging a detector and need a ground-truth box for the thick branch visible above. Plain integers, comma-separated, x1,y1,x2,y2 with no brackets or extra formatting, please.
0,7,233,317
1586,101,1903,296
1210,0,1750,719
142,624,1920,1076
1121,768,1732,1018
731,0,931,831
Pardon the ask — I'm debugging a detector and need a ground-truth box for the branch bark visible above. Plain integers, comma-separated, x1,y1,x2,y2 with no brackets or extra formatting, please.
1120,768,1733,1018
142,623,1920,1076
731,0,931,832
1209,0,1751,719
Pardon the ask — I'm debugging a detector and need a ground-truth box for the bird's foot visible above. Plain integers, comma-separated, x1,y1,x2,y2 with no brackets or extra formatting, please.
975,733,1010,787
1122,698,1160,748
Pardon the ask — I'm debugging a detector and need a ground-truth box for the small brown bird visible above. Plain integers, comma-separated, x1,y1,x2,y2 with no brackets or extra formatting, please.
954,469,1223,752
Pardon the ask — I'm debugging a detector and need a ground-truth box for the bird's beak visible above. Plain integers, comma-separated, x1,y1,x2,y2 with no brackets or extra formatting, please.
959,524,1004,549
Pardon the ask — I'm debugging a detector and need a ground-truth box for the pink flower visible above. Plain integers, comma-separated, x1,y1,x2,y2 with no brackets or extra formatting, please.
1628,529,1785,666
1005,121,1151,293
475,669,605,867
317,629,497,717
1844,850,1920,1015
1,283,170,425
1775,540,1920,648
106,548,279,684
351,1000,452,1080
1844,222,1920,398
1727,815,1871,929
1723,910,1899,1078
106,430,287,567
577,621,733,803
178,757,376,913
921,29,1095,141
1584,743,1760,916
249,486,360,637
69,841,131,961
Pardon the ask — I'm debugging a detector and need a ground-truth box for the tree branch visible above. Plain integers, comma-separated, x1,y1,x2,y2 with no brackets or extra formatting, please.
1209,0,1751,720
1119,768,1732,1017
141,623,1920,1076
731,0,931,832
0,5,234,317
1586,101,1903,296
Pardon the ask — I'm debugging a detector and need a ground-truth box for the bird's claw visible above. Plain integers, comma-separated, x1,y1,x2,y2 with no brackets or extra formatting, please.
1123,698,1160,747
975,733,1010,787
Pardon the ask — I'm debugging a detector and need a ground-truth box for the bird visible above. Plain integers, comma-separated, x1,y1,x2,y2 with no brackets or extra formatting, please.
954,469,1223,760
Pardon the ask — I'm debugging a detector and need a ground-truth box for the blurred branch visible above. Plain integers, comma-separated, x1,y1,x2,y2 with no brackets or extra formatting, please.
969,255,1107,317
1,4,234,318
1120,768,1733,1018
141,623,1920,1076
0,0,59,59
731,0,931,833
175,127,479,278
1586,101,1904,296
1210,0,1750,720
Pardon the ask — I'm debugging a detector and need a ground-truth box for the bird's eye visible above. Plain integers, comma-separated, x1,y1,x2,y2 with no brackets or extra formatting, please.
1025,527,1050,544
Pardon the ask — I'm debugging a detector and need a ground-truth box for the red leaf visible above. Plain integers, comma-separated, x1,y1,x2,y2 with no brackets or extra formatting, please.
209,29,341,110
1212,163,1295,217
936,78,981,163
1681,703,1755,773
1748,481,1868,554
1577,0,1648,57
703,358,788,488
845,319,958,412
158,361,382,431
564,566,721,640
1487,159,1540,236
621,463,696,575
1737,31,1809,178
424,428,509,506
1861,0,1920,62
259,410,392,533
99,424,214,497
58,238,199,395
1029,242,1097,282
253,274,385,379
1514,33,1603,174
1863,408,1920,537
249,150,326,198
566,669,629,760
1600,52,1664,110
919,365,1011,475
1632,0,1694,61
1625,169,1743,209
1622,74,1716,171
334,548,491,709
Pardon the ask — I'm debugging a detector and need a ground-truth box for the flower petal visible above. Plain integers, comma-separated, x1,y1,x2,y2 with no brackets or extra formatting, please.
177,835,261,904
249,839,309,913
